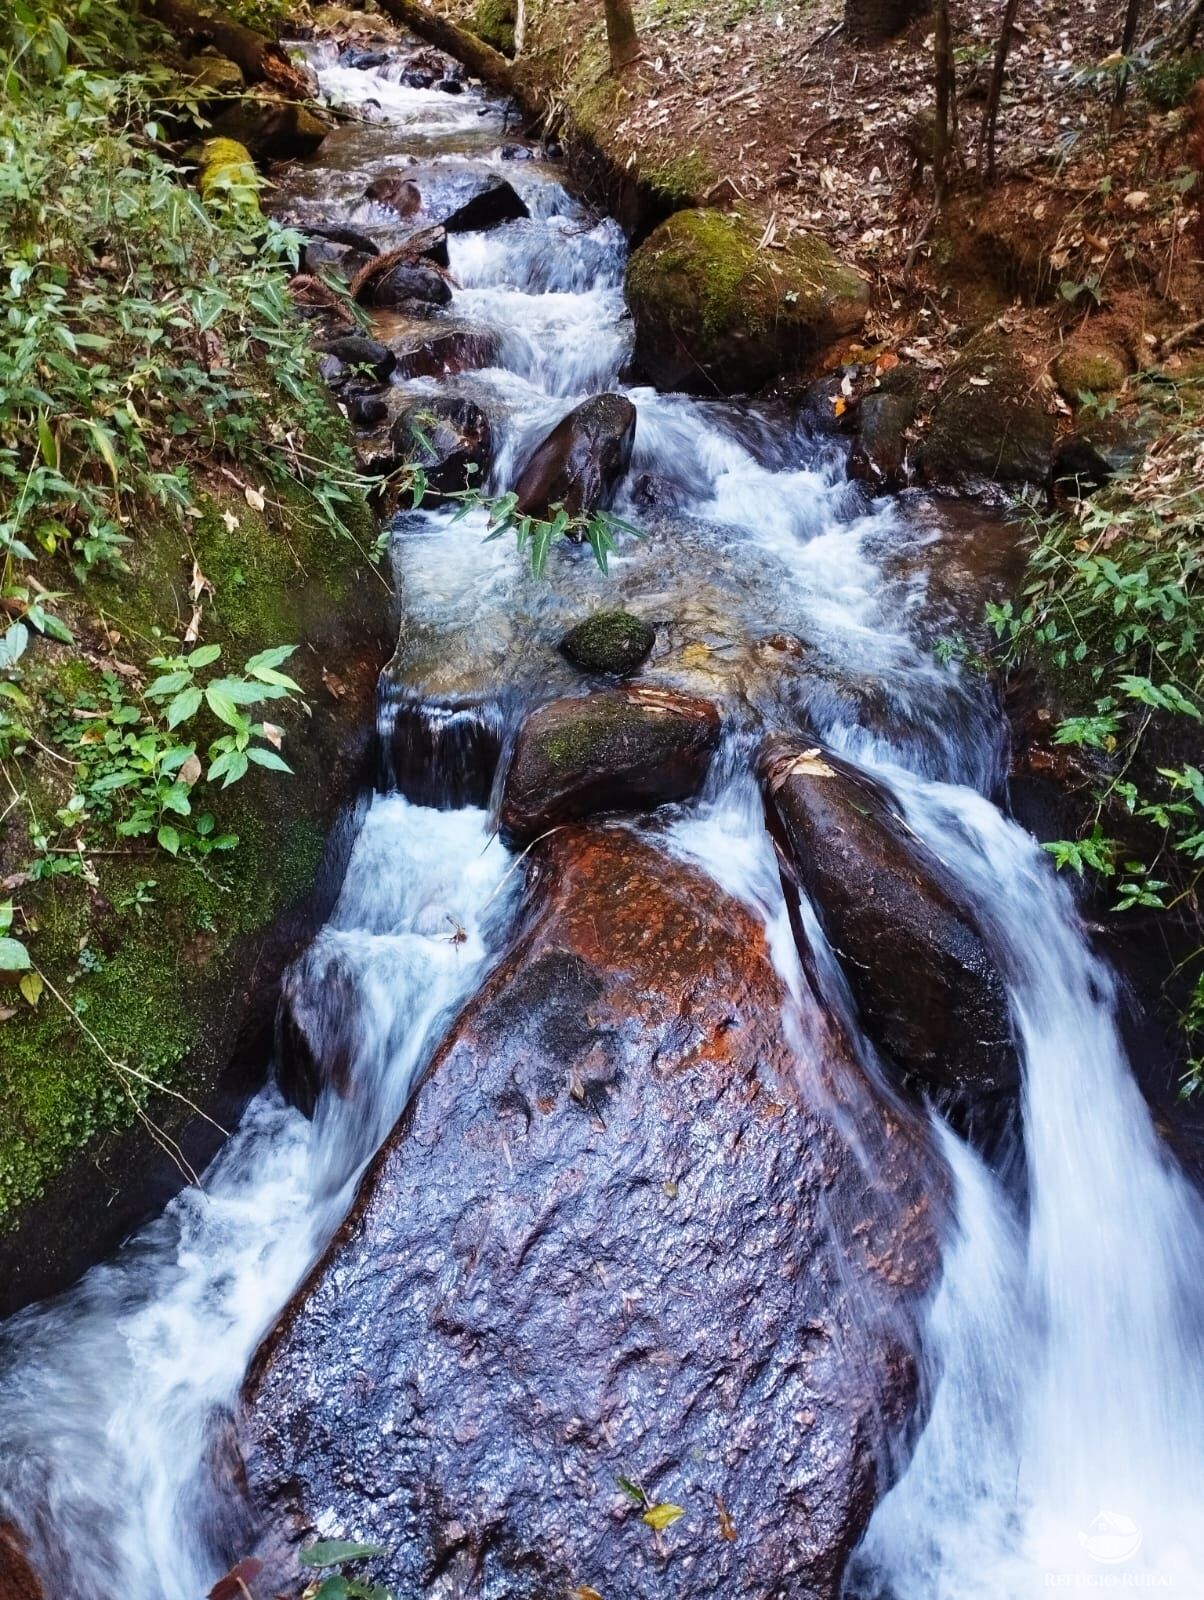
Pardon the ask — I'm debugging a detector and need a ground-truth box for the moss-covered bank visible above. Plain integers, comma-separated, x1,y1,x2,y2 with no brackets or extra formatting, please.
0,463,392,1313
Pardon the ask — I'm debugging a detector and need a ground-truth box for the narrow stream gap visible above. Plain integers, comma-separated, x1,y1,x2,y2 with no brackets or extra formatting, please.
1,33,1203,1600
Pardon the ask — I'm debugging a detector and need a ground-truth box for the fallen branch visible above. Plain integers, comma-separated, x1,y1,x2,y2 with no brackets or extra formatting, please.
371,0,522,105
150,0,315,100
1159,315,1204,355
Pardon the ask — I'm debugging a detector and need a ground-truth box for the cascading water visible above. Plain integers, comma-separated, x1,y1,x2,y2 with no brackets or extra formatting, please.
0,35,1201,1600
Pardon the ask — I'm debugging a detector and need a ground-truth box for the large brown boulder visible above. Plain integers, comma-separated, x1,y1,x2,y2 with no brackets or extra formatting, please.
238,828,946,1600
916,335,1054,489
498,686,720,843
513,393,636,520
762,739,1018,1099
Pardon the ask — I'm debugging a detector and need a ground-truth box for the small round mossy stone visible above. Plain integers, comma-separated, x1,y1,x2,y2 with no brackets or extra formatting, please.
560,611,655,676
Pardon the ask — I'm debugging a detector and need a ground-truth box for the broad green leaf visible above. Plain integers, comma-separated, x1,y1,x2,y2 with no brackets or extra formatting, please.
313,1578,351,1600
247,747,292,773
147,671,191,699
299,1541,386,1568
157,824,180,855
243,645,296,673
166,687,202,728
205,683,243,727
187,643,221,669
0,623,29,670
0,938,31,972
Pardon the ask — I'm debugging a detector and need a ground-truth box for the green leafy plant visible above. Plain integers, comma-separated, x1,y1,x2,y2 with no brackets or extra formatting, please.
990,377,1204,1092
299,1539,394,1600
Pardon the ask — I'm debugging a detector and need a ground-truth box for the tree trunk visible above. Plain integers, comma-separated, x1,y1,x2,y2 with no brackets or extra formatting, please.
149,0,312,97
977,0,1023,180
604,0,640,71
844,0,928,44
1110,0,1144,131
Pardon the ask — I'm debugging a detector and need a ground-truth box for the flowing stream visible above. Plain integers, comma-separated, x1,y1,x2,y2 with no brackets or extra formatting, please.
1,40,1202,1600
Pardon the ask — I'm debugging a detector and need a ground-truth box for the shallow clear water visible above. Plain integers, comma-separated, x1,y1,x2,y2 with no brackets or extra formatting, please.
0,39,1201,1600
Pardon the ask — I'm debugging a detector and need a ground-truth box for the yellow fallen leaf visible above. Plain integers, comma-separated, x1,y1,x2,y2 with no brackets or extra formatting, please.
642,1503,684,1532
19,971,42,1009
833,395,848,416
244,485,266,512
572,1588,603,1600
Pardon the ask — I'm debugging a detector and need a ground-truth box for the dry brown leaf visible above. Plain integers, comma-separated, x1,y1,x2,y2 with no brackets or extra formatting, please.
244,485,266,512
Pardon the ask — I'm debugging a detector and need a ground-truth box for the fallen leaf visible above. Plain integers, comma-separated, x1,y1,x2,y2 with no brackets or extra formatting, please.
244,485,266,512
833,395,848,416
209,1558,263,1600
572,1588,603,1600
19,971,42,1008
1123,190,1149,211
221,509,240,534
321,668,347,700
179,753,203,786
261,721,284,750
643,1503,685,1532
716,1495,737,1541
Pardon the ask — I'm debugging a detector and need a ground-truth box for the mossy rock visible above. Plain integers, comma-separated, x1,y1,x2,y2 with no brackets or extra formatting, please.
560,610,655,675
0,458,392,1313
625,208,868,393
472,0,516,54
184,52,245,99
1052,341,1129,404
197,136,259,213
917,335,1054,488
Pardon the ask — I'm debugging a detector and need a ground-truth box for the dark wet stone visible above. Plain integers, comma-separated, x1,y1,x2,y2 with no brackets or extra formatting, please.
300,237,371,282
379,693,502,808
390,395,493,495
442,176,529,233
762,737,1019,1099
436,77,464,93
317,335,396,386
560,610,655,676
274,953,359,1118
849,387,918,492
239,828,946,1600
513,394,637,520
1051,434,1113,498
347,393,389,428
298,221,380,257
916,336,1054,489
359,258,452,309
384,320,500,380
498,685,719,843
338,45,392,69
499,142,536,160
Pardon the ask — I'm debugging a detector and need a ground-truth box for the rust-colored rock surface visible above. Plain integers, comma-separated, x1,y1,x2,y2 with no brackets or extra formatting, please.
0,1523,44,1600
513,393,636,519
238,827,946,1600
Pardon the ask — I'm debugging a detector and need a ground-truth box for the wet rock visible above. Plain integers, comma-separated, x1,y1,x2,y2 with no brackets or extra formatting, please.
849,374,921,492
631,470,683,511
357,257,451,310
498,686,719,843
338,45,392,69
380,692,502,807
210,99,329,161
513,394,637,519
364,174,421,216
625,208,868,393
436,77,464,94
916,335,1054,489
347,392,389,428
300,237,370,281
316,335,396,387
383,319,500,379
241,828,945,1600
274,953,359,1117
298,221,381,258
441,176,529,233
0,1523,44,1600
1052,434,1114,498
499,141,535,160
762,738,1018,1098
390,396,493,495
560,610,655,676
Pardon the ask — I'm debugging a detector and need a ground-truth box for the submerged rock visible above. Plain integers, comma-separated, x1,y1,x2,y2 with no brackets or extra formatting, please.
274,952,359,1117
625,208,868,393
390,395,493,495
240,828,945,1600
762,739,1018,1099
513,394,637,520
357,257,451,310
499,686,720,843
849,373,921,492
560,610,655,675
442,175,529,232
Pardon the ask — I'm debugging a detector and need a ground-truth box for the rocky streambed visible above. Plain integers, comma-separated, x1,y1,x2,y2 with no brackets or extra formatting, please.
1,28,1203,1600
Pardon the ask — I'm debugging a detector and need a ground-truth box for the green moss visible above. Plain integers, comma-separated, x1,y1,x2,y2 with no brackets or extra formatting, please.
197,136,259,212
625,207,868,390
472,0,516,53
560,610,655,675
1052,343,1128,402
644,150,717,207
